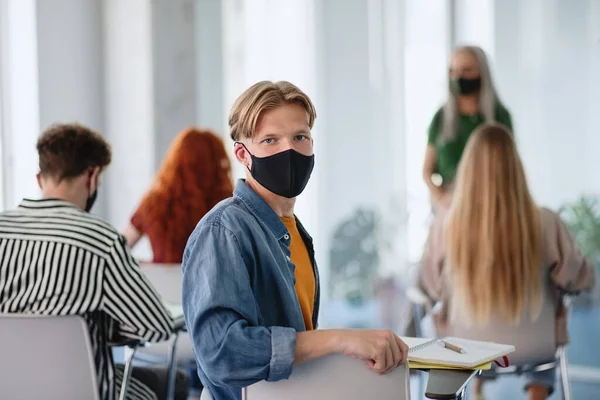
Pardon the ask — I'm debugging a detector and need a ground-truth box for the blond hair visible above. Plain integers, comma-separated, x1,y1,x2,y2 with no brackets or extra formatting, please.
228,81,317,141
446,124,543,326
442,46,505,139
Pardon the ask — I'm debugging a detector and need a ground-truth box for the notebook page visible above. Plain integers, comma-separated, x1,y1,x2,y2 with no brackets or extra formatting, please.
408,336,514,368
401,336,435,349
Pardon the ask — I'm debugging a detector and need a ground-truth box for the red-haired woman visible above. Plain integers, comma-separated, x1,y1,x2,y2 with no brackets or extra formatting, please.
123,128,233,399
123,127,233,263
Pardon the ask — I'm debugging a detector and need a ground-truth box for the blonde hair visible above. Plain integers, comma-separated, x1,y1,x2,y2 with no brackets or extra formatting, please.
442,46,504,139
446,124,543,326
228,80,317,141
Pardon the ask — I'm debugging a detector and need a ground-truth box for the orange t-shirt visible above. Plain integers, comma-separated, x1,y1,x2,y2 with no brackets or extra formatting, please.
280,217,316,330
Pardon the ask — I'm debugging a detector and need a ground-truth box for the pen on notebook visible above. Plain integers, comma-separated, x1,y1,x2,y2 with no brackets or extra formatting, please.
439,340,466,354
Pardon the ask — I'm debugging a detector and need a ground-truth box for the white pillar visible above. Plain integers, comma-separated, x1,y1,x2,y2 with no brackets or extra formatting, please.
103,0,155,229
151,0,198,169
0,0,40,208
196,0,226,135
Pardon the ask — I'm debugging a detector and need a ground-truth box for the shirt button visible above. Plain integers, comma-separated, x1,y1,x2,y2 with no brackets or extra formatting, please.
284,234,290,240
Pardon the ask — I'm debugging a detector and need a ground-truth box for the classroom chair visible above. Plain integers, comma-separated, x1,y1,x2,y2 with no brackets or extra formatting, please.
241,354,410,399
0,314,140,400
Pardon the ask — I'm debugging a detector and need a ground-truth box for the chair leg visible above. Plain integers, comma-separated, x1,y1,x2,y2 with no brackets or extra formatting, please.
558,347,571,400
165,333,180,400
119,345,139,400
413,304,424,338
418,370,426,400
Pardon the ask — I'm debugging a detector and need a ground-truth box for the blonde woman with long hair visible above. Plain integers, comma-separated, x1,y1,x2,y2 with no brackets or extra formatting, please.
423,46,513,210
419,124,594,400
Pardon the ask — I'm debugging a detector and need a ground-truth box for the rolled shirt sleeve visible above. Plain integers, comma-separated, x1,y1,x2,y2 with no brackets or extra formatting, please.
182,222,296,388
544,209,595,294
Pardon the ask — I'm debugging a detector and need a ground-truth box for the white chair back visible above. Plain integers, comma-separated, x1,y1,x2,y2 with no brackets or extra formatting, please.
0,314,100,400
449,276,557,366
141,263,183,304
243,355,410,400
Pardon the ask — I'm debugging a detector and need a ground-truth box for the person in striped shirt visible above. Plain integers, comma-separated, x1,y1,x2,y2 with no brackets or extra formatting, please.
0,123,188,400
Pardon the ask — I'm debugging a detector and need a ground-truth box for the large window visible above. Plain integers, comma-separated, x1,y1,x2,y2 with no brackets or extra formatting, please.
404,0,451,262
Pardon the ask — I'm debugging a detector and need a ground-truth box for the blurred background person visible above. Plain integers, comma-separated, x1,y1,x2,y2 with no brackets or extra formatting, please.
122,127,233,264
422,46,513,211
419,124,594,400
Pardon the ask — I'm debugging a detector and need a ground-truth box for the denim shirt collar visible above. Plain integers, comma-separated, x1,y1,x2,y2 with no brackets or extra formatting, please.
234,179,290,241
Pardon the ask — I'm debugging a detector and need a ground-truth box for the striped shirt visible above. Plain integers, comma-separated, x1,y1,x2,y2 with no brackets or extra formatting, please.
0,198,182,400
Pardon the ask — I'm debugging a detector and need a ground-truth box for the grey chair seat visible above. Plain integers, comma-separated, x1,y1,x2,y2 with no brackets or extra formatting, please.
0,314,100,400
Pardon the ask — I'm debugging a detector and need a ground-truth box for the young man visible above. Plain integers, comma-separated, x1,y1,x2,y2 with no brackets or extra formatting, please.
182,81,408,400
0,124,188,400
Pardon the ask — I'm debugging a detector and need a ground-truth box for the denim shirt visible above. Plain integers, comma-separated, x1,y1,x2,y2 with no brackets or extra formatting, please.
182,179,320,400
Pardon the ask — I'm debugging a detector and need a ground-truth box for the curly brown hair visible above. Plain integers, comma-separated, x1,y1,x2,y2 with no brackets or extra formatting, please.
37,123,112,181
131,128,233,263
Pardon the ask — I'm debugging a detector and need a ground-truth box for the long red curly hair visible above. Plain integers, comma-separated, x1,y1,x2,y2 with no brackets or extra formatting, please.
131,128,233,263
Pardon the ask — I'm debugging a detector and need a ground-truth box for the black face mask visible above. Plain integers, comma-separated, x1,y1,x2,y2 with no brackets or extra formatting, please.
453,77,482,95
238,143,315,198
85,189,98,212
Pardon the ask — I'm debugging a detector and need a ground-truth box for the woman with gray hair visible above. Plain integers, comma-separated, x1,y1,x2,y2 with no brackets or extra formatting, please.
422,45,513,210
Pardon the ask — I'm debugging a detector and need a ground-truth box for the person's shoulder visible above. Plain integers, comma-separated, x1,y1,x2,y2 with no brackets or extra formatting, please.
191,196,258,239
4,205,121,243
540,206,561,225
539,206,568,247
63,210,125,247
427,106,445,141
431,106,444,124
495,102,511,118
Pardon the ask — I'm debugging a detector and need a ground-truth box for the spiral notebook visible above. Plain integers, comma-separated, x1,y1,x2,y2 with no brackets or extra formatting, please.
406,336,515,369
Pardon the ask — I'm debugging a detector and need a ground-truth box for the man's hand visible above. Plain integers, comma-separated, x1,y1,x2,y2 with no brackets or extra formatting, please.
336,330,409,375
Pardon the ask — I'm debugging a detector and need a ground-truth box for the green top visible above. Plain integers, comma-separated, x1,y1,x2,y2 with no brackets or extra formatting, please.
427,104,513,183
